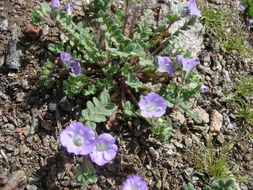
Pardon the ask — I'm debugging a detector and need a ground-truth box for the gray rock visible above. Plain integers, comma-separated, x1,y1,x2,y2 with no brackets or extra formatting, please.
173,141,184,149
217,133,225,144
0,19,8,31
0,56,4,68
208,0,223,4
165,149,174,156
0,91,9,100
155,180,162,189
240,183,249,190
149,147,160,160
222,72,234,91
232,0,246,13
184,167,194,177
6,39,22,70
169,18,203,59
59,96,74,112
23,125,30,136
30,114,39,134
183,137,193,147
26,184,38,190
4,123,15,131
42,25,49,36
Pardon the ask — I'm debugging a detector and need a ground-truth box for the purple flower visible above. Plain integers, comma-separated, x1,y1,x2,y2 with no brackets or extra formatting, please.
157,56,174,75
89,133,118,166
60,122,96,155
70,60,82,75
64,3,74,15
176,55,200,73
51,0,60,9
122,175,148,190
201,85,208,93
182,0,201,18
182,6,191,15
138,92,167,118
189,0,201,18
246,19,253,26
60,52,72,64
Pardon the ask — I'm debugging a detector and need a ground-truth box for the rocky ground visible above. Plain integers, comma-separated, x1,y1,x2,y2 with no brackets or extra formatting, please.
0,0,253,190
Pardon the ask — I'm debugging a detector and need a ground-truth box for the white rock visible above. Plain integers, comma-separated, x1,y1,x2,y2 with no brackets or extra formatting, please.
171,110,186,124
193,107,209,124
0,19,8,31
209,110,223,133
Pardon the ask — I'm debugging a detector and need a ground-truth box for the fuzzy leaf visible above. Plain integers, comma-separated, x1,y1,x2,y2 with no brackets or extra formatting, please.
79,90,117,129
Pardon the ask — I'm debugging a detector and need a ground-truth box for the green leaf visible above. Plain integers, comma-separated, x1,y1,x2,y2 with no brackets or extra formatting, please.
100,90,110,104
40,2,51,12
93,97,100,108
151,118,172,141
85,121,97,129
86,101,95,113
79,90,117,129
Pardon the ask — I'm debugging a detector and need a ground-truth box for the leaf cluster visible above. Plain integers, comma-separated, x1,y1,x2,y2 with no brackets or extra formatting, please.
164,73,202,123
184,178,238,190
63,74,87,97
79,90,117,129
38,60,55,89
30,2,51,26
151,117,172,141
75,157,96,184
242,0,253,19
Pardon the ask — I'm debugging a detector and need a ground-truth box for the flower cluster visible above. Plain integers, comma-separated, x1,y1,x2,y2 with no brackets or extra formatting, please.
60,122,118,166
51,0,74,15
122,175,147,190
182,0,201,18
158,54,200,75
138,54,201,118
60,52,82,75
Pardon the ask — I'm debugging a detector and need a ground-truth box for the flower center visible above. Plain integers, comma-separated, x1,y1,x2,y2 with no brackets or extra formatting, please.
145,102,157,112
130,183,139,190
72,135,84,147
96,143,107,152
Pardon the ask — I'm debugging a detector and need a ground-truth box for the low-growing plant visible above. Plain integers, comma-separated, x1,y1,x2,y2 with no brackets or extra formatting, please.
184,178,239,190
194,138,235,179
199,1,253,58
222,76,253,144
38,60,55,89
31,0,206,186
32,0,205,141
242,0,253,19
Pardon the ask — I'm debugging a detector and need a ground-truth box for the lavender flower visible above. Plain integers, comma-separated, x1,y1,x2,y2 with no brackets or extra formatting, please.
182,6,191,15
246,19,253,26
138,92,167,118
189,0,201,18
64,3,74,15
182,0,201,18
89,133,118,166
60,52,72,64
122,175,147,190
201,85,208,93
157,56,174,75
51,0,60,9
60,122,96,155
176,55,200,73
70,60,82,75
